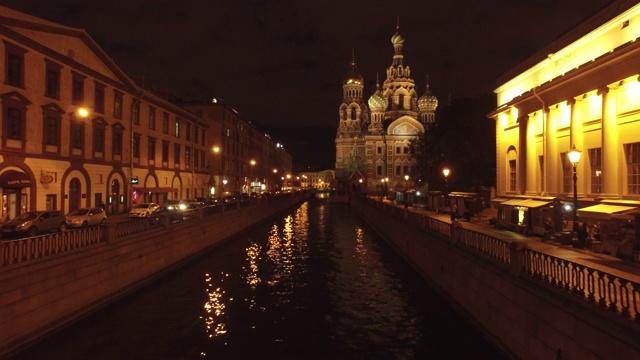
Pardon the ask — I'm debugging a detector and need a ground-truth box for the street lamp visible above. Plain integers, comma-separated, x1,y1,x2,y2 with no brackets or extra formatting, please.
249,159,256,193
568,144,582,234
212,146,221,198
443,168,450,206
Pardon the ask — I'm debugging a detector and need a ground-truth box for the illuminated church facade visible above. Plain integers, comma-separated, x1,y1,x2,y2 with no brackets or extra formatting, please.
335,23,438,194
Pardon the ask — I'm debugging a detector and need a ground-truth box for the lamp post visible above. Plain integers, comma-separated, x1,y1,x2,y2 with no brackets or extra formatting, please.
212,146,221,199
568,145,582,234
249,159,256,194
443,168,450,205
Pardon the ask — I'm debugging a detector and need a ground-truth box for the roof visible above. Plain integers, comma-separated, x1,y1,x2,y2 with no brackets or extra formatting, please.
500,199,551,209
577,203,638,220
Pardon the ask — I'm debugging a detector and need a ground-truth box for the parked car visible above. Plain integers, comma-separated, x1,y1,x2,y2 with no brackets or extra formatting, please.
66,207,107,228
1,210,67,237
149,205,183,225
165,199,183,211
223,195,238,205
129,203,160,217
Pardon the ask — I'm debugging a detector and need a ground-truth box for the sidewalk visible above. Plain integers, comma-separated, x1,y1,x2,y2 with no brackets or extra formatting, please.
382,198,640,284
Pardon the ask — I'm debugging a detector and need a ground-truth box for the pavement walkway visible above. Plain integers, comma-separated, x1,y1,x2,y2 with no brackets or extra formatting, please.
378,197,640,284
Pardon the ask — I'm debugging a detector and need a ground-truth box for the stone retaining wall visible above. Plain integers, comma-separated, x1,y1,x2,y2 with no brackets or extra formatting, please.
352,196,640,360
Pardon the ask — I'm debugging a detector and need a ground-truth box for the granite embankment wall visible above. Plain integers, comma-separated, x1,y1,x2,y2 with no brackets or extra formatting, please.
0,194,306,359
352,196,640,360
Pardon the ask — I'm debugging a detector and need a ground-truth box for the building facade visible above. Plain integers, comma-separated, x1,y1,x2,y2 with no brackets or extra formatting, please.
181,99,292,197
0,6,291,219
489,0,640,254
334,23,438,194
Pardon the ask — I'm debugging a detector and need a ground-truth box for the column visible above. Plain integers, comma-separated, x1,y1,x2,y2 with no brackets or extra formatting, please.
525,114,537,195
600,87,619,196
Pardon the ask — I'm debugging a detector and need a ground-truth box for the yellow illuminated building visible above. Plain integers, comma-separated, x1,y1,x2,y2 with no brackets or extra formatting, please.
489,0,640,255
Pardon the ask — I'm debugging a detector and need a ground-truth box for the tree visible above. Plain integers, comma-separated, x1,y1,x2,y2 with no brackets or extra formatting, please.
411,93,496,192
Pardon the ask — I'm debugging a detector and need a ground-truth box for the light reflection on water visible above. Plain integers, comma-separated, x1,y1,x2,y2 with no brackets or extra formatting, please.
11,200,504,360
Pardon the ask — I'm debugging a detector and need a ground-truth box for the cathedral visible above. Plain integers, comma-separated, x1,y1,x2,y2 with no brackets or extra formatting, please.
335,22,438,194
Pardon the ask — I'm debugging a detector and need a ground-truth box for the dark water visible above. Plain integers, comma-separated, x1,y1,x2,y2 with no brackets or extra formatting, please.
13,200,504,360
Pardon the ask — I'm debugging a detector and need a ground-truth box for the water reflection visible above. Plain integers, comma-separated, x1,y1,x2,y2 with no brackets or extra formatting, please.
12,200,503,360
201,272,228,338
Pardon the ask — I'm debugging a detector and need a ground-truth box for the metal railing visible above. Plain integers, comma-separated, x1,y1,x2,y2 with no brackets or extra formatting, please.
1,226,106,267
360,195,640,323
1,193,304,268
523,248,640,322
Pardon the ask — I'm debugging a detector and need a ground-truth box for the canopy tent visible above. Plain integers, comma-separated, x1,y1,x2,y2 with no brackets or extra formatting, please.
577,204,638,220
499,198,551,208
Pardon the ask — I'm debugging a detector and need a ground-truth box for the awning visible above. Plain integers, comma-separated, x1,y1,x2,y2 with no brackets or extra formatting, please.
577,204,638,220
500,199,551,208
0,170,32,187
133,187,175,193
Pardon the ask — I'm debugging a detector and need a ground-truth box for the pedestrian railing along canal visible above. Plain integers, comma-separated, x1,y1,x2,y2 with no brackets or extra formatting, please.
365,197,640,323
1,226,106,267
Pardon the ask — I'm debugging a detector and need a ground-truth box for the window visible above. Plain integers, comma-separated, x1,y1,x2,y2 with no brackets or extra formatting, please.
201,129,205,145
403,147,409,154
509,160,516,192
396,147,401,154
193,149,199,170
175,119,181,138
133,133,140,159
93,119,106,153
186,123,191,141
625,142,640,194
149,107,156,130
162,141,169,163
403,165,409,174
45,116,58,146
194,127,199,145
113,91,123,119
185,147,191,167
70,121,84,150
7,107,23,140
5,42,25,88
174,144,181,165
94,82,105,114
377,165,383,176
561,152,571,193
163,112,169,134
71,72,85,104
45,60,62,99
42,105,63,148
395,166,401,176
201,150,205,169
112,125,123,156
148,137,156,161
377,146,382,155
588,148,602,194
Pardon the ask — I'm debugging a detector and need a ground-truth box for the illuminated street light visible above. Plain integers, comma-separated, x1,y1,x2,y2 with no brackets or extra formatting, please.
443,168,450,194
76,107,90,118
568,145,582,234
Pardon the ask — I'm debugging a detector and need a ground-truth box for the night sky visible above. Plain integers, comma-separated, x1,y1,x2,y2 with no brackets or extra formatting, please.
1,0,614,167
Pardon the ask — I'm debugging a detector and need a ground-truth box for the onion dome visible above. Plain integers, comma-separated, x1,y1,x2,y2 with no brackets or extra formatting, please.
368,74,388,110
391,17,405,45
391,30,405,45
418,76,438,112
343,49,363,85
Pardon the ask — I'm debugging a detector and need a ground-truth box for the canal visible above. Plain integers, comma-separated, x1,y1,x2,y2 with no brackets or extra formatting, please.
12,199,504,359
